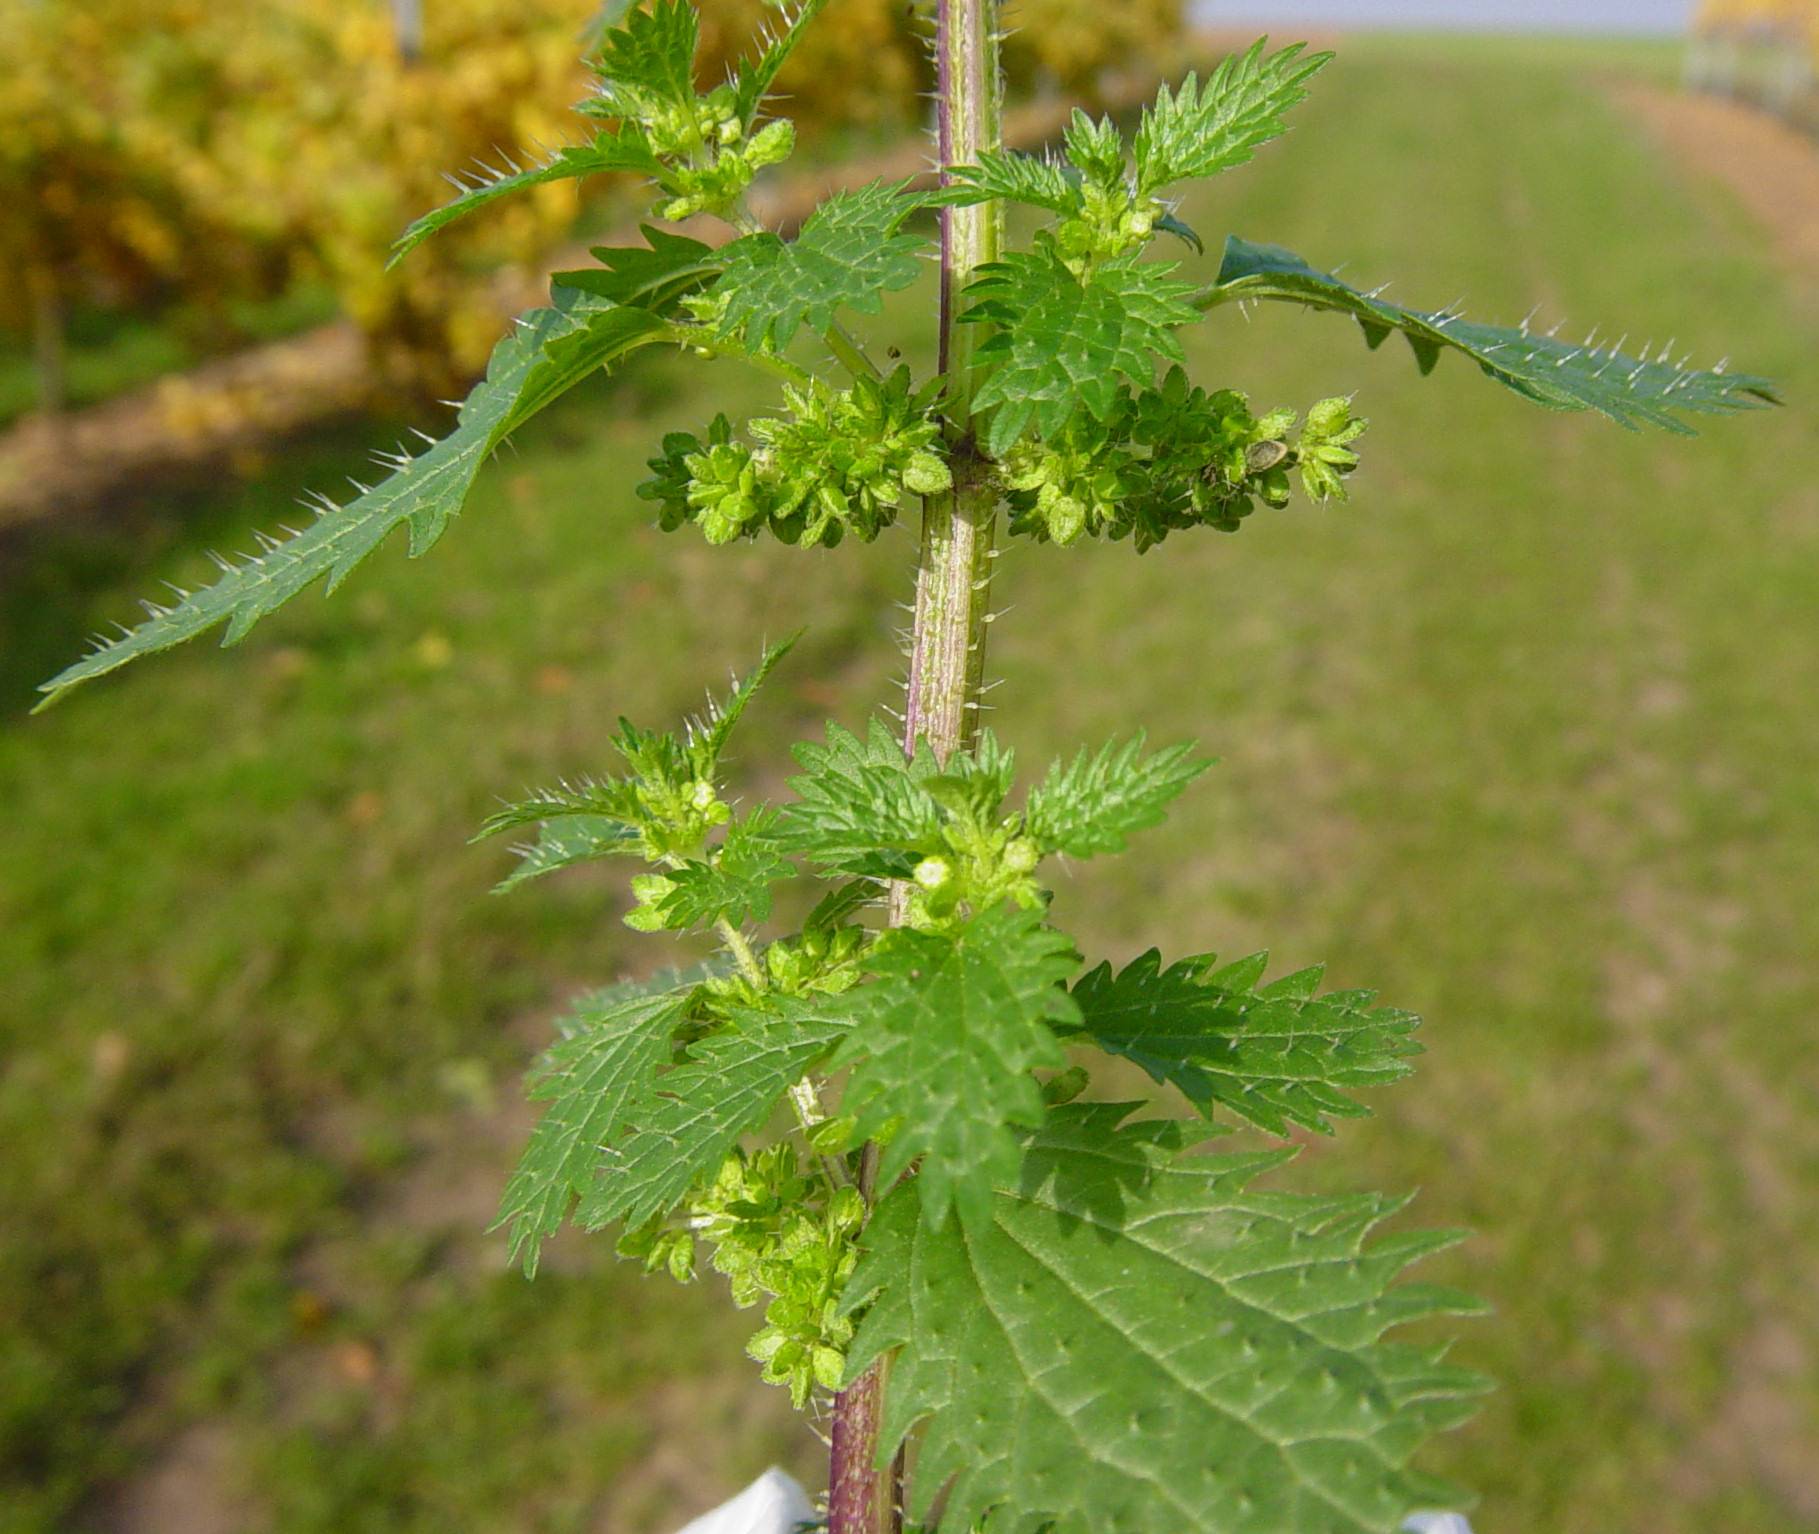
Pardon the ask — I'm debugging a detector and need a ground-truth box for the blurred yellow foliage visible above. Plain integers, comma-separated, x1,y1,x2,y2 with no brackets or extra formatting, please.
2,0,1181,406
1693,0,1818,40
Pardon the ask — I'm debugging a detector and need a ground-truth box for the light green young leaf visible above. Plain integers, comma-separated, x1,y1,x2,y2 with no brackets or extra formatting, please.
38,289,667,709
1208,237,1781,433
1023,735,1208,858
496,987,694,1277
493,815,638,893
1069,950,1422,1135
581,1005,845,1229
1134,40,1333,195
927,148,1082,216
965,247,1200,456
781,719,941,878
826,905,1079,1230
652,809,795,929
844,1102,1489,1534
713,180,929,350
389,130,661,265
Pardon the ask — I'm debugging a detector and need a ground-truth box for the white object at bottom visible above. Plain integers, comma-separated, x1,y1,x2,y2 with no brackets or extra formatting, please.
672,1469,1473,1534
673,1469,815,1534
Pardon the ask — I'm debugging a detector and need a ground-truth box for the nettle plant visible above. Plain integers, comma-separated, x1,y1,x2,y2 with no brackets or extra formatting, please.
41,3,1777,1531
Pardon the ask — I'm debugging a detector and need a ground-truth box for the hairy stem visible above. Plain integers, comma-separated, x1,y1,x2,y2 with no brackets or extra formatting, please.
828,4,1003,1532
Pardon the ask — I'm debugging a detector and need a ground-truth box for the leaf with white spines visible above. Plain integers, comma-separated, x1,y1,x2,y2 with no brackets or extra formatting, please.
1208,237,1780,433
844,1102,1490,1534
731,0,836,124
389,130,661,265
780,719,943,878
588,0,701,114
38,289,667,709
1134,40,1334,194
1024,735,1208,857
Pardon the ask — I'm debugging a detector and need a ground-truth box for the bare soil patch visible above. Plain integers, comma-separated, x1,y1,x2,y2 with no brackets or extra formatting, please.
1616,80,1819,280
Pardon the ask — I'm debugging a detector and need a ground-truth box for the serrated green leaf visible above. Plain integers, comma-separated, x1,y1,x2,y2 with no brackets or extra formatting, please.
927,148,1082,216
493,815,638,893
781,719,941,878
555,958,736,1025
966,247,1199,456
713,180,929,350
496,987,694,1277
588,0,700,113
824,906,1079,1230
582,1005,844,1230
1134,40,1332,195
38,289,667,709
1208,236,1780,433
656,809,795,929
1023,735,1207,858
389,130,660,265
845,1102,1489,1534
477,778,641,842
1069,950,1423,1136
554,226,722,313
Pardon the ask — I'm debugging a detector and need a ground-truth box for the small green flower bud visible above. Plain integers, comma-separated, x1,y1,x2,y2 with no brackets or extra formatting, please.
1042,1065,1091,1106
1002,837,1039,875
914,855,952,890
811,1345,846,1391
902,450,952,496
747,119,796,170
1307,396,1353,436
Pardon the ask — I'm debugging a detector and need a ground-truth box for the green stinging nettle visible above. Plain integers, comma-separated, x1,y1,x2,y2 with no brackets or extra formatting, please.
38,3,1778,1531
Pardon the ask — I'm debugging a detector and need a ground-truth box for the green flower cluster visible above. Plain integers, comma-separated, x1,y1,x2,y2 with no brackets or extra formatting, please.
886,747,1049,931
622,1144,865,1408
1053,114,1166,270
640,366,952,546
1001,366,1368,550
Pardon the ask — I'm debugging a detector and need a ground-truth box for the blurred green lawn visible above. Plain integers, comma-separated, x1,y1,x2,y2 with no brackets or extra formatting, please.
4,33,1817,1534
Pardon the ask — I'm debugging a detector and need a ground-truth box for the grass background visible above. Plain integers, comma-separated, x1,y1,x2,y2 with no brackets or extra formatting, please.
3,32,1816,1534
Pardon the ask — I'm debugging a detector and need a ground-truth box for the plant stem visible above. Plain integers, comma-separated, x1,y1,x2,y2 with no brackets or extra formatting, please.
828,4,1003,1532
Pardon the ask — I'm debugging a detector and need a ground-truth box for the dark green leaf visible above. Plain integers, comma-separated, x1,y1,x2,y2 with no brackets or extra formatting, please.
966,248,1199,456
826,906,1079,1230
554,225,722,313
496,987,694,1277
1209,236,1780,433
581,1005,844,1229
1069,950,1422,1135
845,1102,1488,1534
